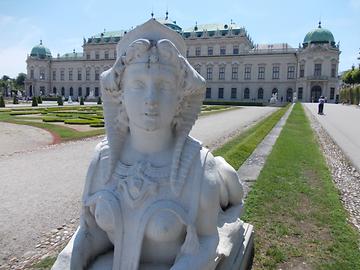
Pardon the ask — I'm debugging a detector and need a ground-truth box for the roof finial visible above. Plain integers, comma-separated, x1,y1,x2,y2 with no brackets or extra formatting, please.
165,9,169,20
104,28,106,33
40,39,42,45
151,10,154,18
73,48,75,53
318,20,321,28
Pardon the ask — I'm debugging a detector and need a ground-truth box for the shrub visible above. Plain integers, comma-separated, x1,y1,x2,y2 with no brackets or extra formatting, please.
10,111,40,115
64,119,97,125
0,96,5,107
97,97,102,105
203,100,264,106
13,96,19,104
57,96,63,106
42,117,65,122
80,96,84,105
90,122,105,127
32,96,38,107
37,96,43,104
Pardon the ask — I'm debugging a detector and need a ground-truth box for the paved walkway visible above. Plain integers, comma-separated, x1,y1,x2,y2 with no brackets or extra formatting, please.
0,106,277,265
303,103,360,171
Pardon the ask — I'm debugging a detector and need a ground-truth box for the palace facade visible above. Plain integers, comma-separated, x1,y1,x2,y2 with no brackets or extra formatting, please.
25,16,340,103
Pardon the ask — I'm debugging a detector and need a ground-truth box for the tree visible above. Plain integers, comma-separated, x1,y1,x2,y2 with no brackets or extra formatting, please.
80,96,84,105
97,96,102,105
13,95,19,104
57,96,63,106
15,73,26,88
0,96,5,107
32,96,38,107
352,68,360,84
342,70,354,85
37,96,43,104
1,75,10,81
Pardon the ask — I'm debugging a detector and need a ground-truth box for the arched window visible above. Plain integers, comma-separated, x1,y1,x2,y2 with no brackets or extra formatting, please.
69,87,74,96
53,87,57,95
61,87,65,96
29,85,33,96
258,88,264,99
78,87,82,97
244,88,250,99
286,88,293,102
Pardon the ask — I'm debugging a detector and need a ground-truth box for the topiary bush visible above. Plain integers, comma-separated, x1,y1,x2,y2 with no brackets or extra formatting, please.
32,96,38,107
0,96,5,107
80,96,84,105
57,96,63,106
97,96,102,105
37,96,43,104
13,96,19,104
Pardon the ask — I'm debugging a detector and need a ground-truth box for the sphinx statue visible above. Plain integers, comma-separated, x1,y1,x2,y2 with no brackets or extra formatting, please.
52,19,253,270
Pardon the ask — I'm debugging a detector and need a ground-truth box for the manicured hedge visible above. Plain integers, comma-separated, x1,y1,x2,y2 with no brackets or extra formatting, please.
90,122,105,127
203,100,264,106
42,117,65,122
64,119,98,125
10,111,41,115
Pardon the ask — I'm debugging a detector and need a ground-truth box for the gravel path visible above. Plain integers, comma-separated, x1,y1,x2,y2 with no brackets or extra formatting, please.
0,106,277,269
303,105,360,232
0,122,53,157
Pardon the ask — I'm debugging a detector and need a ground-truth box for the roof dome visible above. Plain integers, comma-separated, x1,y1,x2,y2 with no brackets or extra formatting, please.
303,22,335,46
30,40,52,59
155,12,182,32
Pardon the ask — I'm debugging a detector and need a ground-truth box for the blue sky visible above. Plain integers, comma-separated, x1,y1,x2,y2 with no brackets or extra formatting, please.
0,0,359,78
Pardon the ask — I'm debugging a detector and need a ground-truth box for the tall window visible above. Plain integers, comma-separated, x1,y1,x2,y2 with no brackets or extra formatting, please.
95,87,99,97
195,47,201,56
105,51,109,59
69,70,73,81
233,45,239,55
53,87,57,95
206,88,211,99
330,87,335,100
219,66,225,80
61,87,65,96
52,70,56,81
206,67,213,80
244,88,250,99
78,87,82,97
231,88,237,99
86,87,90,96
69,87,73,96
272,66,280,79
331,64,336,78
39,86,45,95
298,87,303,100
95,69,100,81
95,51,99,60
299,64,305,78
60,70,64,81
78,69,82,81
258,66,265,80
114,50,117,59
220,46,226,55
208,46,213,56
314,64,322,76
287,66,295,79
258,88,264,99
86,68,90,81
86,53,90,60
218,88,224,99
244,65,251,80
30,69,34,79
232,66,238,80
39,69,45,80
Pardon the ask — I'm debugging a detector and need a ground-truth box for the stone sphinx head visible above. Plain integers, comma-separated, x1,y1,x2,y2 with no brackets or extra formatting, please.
100,19,206,195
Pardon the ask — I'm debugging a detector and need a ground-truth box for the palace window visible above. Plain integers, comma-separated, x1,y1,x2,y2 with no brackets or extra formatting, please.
105,51,109,60
272,66,280,79
244,88,250,99
95,51,100,60
60,70,65,81
299,64,305,78
39,69,45,80
231,88,237,99
186,50,189,57
298,87,303,100
86,68,90,81
208,46,213,56
220,46,226,55
331,64,336,78
30,69,34,79
218,88,224,99
53,87,57,95
95,87,99,97
206,67,213,80
40,86,45,95
78,87,82,96
195,65,201,74
52,70,56,81
70,87,73,96
195,47,201,56
206,88,211,99
95,69,100,81
233,45,239,55
258,88,264,99
244,65,251,80
86,53,90,60
78,69,82,81
314,64,322,76
69,70,73,81
86,87,90,96
258,66,265,80
219,66,225,80
330,87,335,100
61,87,65,96
287,66,295,79
232,66,238,80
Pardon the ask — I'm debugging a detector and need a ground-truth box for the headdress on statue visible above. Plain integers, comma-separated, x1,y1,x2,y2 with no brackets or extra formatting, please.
100,19,206,196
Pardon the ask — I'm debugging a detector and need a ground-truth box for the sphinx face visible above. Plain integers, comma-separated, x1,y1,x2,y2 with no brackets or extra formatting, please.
123,63,179,132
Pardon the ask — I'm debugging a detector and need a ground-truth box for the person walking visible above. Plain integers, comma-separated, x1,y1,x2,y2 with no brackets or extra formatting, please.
318,96,325,115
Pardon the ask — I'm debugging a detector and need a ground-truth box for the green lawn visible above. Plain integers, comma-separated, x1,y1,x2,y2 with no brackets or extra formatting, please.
242,103,360,269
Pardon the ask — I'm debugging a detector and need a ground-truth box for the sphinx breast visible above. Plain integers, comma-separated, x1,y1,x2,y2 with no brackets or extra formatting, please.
144,209,186,242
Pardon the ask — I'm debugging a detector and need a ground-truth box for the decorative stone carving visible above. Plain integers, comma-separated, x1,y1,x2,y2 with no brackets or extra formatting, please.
52,19,253,270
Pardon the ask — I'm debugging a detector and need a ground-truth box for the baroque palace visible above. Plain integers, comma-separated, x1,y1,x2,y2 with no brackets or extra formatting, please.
25,15,340,103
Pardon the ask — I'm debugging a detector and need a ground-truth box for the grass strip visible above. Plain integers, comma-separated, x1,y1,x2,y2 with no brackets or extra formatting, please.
213,106,288,169
242,103,360,269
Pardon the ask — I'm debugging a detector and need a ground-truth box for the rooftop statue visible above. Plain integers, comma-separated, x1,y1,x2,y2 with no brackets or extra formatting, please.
52,19,253,270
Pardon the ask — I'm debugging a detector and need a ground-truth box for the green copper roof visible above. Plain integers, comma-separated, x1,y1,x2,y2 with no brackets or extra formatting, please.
303,22,335,44
183,23,243,33
30,40,52,59
60,52,84,59
87,30,125,44
155,18,182,32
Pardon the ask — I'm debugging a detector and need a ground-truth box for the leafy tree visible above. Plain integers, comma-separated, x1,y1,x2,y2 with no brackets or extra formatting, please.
13,95,19,104
15,73,26,88
0,96,5,107
97,96,102,105
80,96,84,105
1,75,10,81
352,68,360,84
37,96,43,104
57,96,63,106
32,96,38,107
342,70,354,85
